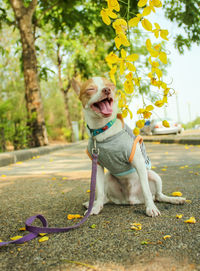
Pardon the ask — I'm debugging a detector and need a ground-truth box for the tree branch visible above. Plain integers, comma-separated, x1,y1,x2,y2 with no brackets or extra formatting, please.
37,0,60,24
10,0,24,19
27,0,38,17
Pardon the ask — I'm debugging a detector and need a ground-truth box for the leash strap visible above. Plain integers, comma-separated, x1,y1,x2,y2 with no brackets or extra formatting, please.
0,153,98,247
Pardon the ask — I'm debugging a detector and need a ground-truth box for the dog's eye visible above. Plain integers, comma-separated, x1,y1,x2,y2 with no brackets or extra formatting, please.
86,88,96,94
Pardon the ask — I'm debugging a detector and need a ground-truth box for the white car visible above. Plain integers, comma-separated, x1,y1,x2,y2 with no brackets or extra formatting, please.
151,119,182,135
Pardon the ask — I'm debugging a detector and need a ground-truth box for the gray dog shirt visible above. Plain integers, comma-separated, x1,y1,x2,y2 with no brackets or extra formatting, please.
87,118,151,177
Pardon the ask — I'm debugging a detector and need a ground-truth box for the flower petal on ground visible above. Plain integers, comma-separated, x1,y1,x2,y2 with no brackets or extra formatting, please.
171,191,182,197
163,235,171,240
184,217,196,224
10,236,23,241
67,214,83,220
176,214,183,219
39,236,49,243
131,223,142,230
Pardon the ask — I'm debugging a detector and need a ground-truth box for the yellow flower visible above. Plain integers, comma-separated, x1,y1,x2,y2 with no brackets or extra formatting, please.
109,65,117,85
152,22,160,38
171,191,183,197
133,77,141,86
142,6,154,16
137,106,152,119
155,100,164,107
146,105,154,111
128,14,142,28
152,23,169,41
133,127,140,136
138,0,148,7
114,32,130,49
106,0,120,12
124,79,134,94
159,52,167,64
160,29,169,40
100,8,117,25
162,120,170,127
136,120,145,129
112,19,127,34
122,108,128,118
151,0,162,8
141,18,153,31
184,217,196,224
125,72,133,81
176,214,183,219
119,49,138,75
105,51,119,64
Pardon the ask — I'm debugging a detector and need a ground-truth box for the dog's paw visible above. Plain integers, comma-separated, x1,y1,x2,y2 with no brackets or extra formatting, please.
84,201,103,215
146,203,161,217
82,201,89,209
172,197,186,204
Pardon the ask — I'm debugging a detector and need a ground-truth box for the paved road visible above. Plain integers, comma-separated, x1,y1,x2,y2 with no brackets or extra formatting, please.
0,141,200,271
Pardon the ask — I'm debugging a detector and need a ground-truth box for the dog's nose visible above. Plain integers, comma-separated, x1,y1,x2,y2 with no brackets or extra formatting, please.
102,87,111,95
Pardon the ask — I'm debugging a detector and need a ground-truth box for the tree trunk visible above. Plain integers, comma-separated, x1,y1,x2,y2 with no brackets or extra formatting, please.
57,44,74,142
10,0,48,147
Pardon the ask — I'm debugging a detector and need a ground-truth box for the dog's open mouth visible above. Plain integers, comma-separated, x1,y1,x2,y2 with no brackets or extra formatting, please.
91,97,113,117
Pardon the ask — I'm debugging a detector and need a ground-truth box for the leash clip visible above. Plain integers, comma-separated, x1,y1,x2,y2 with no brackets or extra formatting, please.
92,138,99,155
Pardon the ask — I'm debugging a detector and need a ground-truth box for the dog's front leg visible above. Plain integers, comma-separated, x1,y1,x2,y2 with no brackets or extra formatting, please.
131,143,161,217
84,164,105,215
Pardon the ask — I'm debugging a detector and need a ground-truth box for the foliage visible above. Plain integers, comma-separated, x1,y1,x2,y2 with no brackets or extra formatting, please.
182,116,200,130
163,0,200,53
100,0,173,134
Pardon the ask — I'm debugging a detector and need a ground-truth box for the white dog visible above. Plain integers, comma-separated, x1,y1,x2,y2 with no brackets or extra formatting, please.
72,76,186,217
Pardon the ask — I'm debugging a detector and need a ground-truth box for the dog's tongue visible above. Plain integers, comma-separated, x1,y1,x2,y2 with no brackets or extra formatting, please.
97,100,113,115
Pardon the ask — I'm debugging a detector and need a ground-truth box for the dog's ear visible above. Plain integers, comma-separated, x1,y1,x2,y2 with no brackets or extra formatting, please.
71,78,81,96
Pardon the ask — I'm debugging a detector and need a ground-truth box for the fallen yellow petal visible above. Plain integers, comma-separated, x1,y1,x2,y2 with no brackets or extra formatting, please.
10,236,23,241
131,223,142,231
176,214,183,219
161,168,167,171
152,166,156,169
19,227,26,231
39,233,47,236
184,217,196,224
39,236,49,243
171,191,182,197
163,235,171,240
62,177,67,180
86,190,90,193
67,214,83,220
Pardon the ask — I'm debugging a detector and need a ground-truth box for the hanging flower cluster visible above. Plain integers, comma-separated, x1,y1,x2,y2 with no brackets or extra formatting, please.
101,0,173,135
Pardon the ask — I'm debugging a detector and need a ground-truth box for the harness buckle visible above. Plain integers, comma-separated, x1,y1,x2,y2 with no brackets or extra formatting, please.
92,138,99,155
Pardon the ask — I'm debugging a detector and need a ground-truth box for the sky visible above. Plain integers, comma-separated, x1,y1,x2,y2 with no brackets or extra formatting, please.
126,8,200,128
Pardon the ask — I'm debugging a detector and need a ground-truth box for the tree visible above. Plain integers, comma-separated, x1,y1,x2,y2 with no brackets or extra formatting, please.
9,0,48,147
164,0,200,53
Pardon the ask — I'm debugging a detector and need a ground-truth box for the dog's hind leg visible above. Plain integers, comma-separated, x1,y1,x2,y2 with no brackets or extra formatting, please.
148,170,186,204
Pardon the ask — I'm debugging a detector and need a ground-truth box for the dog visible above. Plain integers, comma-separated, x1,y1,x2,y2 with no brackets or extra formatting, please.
72,76,186,217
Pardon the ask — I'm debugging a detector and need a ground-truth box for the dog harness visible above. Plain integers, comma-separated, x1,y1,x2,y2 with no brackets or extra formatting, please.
87,116,151,177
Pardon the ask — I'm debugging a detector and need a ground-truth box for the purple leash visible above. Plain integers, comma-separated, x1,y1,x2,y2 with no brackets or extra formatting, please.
0,153,98,247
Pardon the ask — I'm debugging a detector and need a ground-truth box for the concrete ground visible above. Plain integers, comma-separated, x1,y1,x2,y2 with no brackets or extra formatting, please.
0,141,200,271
